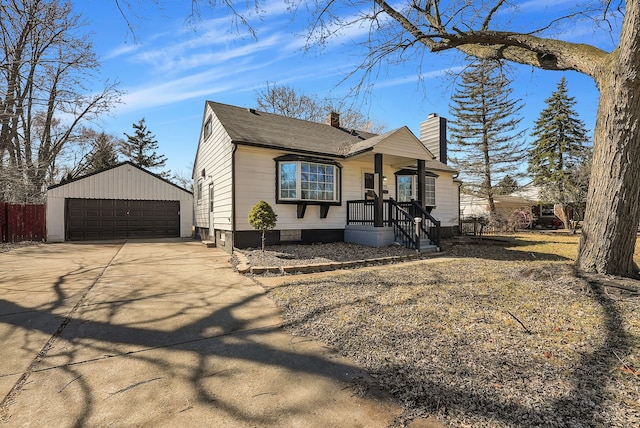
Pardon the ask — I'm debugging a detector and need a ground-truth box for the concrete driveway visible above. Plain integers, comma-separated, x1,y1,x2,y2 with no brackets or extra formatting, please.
0,239,400,427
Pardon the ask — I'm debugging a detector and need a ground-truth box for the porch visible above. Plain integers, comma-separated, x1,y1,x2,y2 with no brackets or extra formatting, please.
345,198,441,252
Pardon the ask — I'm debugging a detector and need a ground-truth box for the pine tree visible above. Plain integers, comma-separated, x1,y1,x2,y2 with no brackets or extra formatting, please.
86,132,120,174
121,118,169,177
495,175,519,195
528,78,590,198
448,59,527,216
528,78,590,231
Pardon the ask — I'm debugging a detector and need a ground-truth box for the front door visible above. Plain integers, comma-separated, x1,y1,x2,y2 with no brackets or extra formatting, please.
363,171,375,199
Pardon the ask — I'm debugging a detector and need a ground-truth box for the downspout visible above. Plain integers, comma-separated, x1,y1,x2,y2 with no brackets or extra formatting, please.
231,143,238,251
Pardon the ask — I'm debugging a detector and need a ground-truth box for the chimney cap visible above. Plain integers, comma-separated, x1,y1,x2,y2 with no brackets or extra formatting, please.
248,108,257,114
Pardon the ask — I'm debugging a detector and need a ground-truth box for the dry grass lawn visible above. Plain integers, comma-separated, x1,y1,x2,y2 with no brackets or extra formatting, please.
266,233,640,427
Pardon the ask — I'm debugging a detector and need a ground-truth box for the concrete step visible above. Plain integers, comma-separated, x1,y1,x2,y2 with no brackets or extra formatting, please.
419,244,439,253
202,240,216,248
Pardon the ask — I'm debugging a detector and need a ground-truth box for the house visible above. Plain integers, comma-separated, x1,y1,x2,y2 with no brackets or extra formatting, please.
46,162,193,241
459,183,567,229
192,101,460,253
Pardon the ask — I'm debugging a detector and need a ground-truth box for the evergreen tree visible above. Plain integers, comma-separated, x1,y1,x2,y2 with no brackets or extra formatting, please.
121,118,169,177
86,132,120,174
495,175,519,195
448,59,527,216
528,78,590,231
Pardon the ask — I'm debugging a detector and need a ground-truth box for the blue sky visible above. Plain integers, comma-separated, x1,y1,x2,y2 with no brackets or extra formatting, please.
74,0,616,180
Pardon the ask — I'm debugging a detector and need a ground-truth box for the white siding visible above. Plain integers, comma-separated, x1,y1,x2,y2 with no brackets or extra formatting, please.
45,163,194,241
235,146,348,231
47,164,191,200
373,129,431,160
233,146,463,231
193,105,233,231
431,172,460,227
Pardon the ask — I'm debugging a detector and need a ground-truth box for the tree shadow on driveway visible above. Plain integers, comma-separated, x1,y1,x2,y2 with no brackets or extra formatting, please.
0,241,395,427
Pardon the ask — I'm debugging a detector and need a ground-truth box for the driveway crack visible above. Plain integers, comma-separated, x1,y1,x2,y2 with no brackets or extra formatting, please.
0,242,126,421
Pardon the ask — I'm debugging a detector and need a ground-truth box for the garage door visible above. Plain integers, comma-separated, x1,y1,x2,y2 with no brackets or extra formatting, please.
66,199,180,240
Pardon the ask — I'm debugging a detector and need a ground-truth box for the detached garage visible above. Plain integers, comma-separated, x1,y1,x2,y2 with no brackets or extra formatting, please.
46,162,193,242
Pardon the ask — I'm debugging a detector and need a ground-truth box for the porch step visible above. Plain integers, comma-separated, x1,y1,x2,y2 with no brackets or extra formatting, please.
202,240,216,248
419,244,439,253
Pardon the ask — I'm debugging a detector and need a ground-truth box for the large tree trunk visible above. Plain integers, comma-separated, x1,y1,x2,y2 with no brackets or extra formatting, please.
576,0,640,277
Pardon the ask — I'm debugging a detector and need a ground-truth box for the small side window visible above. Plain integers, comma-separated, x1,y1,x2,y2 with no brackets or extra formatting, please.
203,116,213,140
209,184,214,212
425,176,436,206
197,180,203,204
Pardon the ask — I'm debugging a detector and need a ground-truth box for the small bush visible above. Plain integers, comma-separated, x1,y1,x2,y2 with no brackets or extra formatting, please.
248,200,278,251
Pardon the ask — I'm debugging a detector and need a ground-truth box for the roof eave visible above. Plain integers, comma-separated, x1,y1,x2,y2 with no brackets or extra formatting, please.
233,140,347,159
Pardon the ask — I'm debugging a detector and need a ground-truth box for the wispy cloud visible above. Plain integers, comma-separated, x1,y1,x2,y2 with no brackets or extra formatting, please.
509,0,576,13
375,65,466,89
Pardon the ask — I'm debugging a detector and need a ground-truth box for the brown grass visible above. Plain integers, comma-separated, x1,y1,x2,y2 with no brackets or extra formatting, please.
266,232,640,427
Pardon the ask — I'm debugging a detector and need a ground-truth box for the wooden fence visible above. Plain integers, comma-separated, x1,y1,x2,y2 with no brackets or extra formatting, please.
0,202,46,243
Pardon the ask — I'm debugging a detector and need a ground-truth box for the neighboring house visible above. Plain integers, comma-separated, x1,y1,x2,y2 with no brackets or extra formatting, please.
459,183,565,229
46,162,193,242
192,101,460,253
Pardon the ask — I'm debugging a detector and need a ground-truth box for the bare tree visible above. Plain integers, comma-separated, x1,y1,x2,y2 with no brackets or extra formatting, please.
0,0,121,203
58,129,122,181
255,83,385,132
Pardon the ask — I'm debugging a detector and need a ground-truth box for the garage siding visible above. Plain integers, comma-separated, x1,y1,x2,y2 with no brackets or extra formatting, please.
46,163,194,242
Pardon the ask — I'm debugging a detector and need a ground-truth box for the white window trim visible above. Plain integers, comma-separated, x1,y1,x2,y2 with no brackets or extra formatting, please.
203,116,213,140
424,176,436,206
196,180,203,204
278,160,340,203
396,174,436,206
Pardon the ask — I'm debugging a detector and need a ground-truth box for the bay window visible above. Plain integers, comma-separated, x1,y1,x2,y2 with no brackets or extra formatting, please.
276,157,341,203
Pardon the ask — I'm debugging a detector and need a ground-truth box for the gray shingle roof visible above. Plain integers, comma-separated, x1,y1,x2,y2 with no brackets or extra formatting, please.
208,101,377,156
206,100,457,174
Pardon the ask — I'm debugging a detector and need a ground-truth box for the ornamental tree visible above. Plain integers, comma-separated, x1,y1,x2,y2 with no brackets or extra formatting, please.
248,200,278,252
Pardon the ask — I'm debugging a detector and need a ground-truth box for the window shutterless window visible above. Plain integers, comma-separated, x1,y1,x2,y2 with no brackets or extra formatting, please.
395,172,437,206
197,180,203,204
277,160,340,203
424,176,436,206
397,175,414,202
203,116,213,140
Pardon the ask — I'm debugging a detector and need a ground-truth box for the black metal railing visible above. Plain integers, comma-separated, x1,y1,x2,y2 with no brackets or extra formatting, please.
346,198,441,251
400,200,441,249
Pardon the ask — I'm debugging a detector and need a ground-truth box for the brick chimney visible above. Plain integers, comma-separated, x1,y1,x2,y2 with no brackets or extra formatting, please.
420,113,447,164
326,111,340,128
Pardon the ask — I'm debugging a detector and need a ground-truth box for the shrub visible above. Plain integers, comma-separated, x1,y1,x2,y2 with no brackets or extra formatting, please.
248,200,278,251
